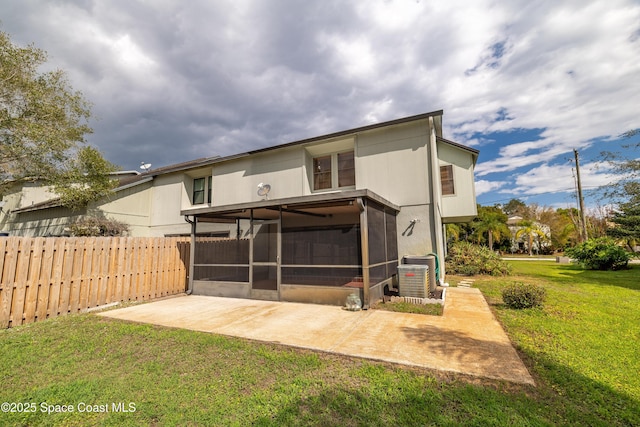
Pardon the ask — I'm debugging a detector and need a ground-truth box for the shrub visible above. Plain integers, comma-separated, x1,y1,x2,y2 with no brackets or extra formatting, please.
69,215,130,237
502,282,546,309
446,241,511,276
565,237,631,270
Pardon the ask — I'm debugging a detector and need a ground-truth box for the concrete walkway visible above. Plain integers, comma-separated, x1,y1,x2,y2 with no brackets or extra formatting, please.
98,287,534,385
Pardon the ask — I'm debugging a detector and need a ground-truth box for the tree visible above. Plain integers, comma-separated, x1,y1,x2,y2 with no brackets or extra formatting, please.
0,30,116,208
54,146,118,211
600,129,640,202
550,208,579,250
607,191,640,250
503,199,530,218
515,220,548,256
472,206,510,251
445,223,461,247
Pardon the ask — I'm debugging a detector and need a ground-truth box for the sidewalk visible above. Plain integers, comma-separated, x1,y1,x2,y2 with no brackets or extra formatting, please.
98,288,534,385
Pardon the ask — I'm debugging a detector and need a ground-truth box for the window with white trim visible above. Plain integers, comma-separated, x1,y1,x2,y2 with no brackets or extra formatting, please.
312,150,355,191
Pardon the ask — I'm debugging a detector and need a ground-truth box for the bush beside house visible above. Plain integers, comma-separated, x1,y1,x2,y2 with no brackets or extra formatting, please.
446,241,511,276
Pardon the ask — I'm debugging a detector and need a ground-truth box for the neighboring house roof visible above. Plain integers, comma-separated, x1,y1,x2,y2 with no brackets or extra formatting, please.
507,216,524,225
10,173,153,214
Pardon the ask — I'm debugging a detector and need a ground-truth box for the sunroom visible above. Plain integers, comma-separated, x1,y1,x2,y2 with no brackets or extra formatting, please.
182,189,399,308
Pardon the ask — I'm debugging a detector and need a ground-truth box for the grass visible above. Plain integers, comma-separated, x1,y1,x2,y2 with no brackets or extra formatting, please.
0,262,638,426
371,300,444,316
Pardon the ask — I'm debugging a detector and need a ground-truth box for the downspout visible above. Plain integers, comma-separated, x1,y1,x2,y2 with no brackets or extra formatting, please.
184,215,196,295
428,117,446,283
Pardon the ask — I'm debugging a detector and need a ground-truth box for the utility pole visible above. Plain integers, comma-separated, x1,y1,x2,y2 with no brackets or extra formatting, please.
573,149,588,242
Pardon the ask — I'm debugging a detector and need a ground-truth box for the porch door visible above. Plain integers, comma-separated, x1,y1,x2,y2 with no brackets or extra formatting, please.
250,219,280,300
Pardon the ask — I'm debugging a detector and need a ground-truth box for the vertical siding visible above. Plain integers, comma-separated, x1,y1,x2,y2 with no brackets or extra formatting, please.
0,237,189,328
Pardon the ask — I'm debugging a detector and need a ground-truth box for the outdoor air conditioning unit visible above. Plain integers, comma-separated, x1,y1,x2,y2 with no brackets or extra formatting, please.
401,255,437,294
398,264,429,298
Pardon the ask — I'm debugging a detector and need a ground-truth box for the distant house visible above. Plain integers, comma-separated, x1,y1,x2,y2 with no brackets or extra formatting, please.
1,110,479,307
507,216,551,254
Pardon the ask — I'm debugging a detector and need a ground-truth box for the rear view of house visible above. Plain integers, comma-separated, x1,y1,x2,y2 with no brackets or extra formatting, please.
182,110,478,307
1,110,478,308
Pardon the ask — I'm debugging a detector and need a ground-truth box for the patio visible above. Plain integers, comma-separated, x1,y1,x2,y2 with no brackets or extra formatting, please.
99,287,534,385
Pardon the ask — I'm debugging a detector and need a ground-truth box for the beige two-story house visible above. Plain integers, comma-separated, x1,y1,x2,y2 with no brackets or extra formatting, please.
1,110,478,307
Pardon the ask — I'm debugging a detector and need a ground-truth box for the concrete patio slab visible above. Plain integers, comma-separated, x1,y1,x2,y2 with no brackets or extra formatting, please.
98,287,534,385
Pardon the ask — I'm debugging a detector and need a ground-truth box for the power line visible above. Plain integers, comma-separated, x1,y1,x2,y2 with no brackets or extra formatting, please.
480,184,602,205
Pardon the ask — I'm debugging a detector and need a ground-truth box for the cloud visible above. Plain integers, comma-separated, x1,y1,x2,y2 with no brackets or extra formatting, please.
475,179,507,196
508,161,619,196
1,0,638,194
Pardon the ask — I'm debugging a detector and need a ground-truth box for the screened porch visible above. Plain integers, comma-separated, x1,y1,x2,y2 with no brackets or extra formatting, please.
183,190,399,308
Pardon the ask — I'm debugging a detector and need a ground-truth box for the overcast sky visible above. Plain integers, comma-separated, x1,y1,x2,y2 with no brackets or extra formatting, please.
2,0,639,209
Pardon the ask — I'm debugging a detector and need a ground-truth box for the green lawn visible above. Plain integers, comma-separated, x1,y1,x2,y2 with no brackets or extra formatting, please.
0,262,638,426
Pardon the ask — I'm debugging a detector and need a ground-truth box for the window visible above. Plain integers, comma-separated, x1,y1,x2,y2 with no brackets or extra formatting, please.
440,165,455,195
313,155,332,190
312,150,355,191
193,178,205,204
193,176,213,204
338,151,355,187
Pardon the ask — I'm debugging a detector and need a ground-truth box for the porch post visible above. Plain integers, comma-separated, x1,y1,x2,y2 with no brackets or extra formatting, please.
187,216,196,294
358,197,370,309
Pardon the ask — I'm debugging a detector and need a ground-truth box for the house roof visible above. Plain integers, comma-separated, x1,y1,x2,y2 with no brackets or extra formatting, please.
142,110,447,175
437,136,480,161
12,110,477,214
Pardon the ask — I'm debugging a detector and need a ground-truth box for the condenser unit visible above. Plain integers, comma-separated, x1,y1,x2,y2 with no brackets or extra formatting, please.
398,265,429,298
402,255,437,293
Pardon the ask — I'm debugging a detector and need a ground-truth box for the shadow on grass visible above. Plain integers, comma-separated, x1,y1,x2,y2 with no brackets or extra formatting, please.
255,349,640,427
2,314,638,426
555,264,640,291
510,261,640,292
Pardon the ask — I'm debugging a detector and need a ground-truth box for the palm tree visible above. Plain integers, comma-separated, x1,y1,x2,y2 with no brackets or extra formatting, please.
515,220,548,256
473,207,510,251
445,223,461,243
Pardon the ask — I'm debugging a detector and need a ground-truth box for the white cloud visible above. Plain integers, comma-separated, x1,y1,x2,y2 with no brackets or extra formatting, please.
509,161,618,196
475,179,507,196
2,0,639,180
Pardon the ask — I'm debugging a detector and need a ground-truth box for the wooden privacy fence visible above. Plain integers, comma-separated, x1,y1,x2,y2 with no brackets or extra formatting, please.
0,237,190,328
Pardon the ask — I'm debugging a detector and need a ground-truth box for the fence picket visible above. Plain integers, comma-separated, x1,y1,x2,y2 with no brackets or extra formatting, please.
48,239,64,318
37,238,55,322
97,238,110,306
143,238,152,300
88,238,101,308
123,237,135,301
131,238,142,301
0,238,20,328
78,237,94,312
12,238,31,326
23,237,44,324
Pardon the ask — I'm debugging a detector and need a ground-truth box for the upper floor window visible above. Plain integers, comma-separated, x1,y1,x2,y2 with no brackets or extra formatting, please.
193,176,212,204
440,165,455,195
313,150,355,191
